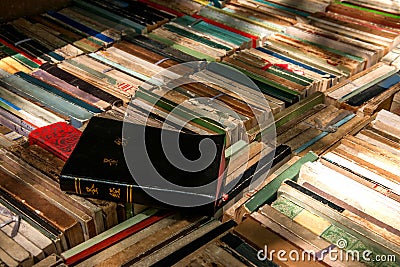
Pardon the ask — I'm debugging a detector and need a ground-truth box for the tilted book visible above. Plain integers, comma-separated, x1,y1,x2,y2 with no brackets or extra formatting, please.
28,122,82,161
59,117,226,215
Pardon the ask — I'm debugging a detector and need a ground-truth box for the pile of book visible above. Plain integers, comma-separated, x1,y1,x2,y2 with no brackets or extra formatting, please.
0,0,400,266
224,109,400,266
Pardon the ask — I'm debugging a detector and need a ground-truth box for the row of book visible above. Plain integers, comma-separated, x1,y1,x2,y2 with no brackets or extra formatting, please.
2,99,390,265
0,2,179,266
223,109,400,266
0,2,276,266
50,110,400,266
143,0,400,84
0,0,400,266
1,0,399,111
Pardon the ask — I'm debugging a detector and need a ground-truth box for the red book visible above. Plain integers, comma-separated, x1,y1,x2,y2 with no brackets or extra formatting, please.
28,122,82,161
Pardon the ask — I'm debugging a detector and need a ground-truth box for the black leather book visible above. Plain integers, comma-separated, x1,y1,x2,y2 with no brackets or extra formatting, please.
60,117,226,215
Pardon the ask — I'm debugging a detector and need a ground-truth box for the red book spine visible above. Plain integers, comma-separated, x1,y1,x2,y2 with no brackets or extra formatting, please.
64,211,171,266
191,14,259,48
0,37,43,65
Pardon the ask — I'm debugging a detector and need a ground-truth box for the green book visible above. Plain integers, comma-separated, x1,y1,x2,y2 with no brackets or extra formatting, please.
242,151,318,215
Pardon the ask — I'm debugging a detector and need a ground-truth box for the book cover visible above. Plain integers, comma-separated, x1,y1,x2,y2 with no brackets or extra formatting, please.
28,122,82,161
59,117,226,215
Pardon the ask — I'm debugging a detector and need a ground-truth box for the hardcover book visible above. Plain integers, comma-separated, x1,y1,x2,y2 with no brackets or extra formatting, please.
28,122,82,161
59,117,226,215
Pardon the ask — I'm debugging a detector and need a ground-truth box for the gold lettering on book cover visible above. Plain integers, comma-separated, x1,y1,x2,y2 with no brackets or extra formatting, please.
104,158,118,166
114,137,128,146
110,188,121,199
86,184,99,195
75,177,82,194
126,185,133,202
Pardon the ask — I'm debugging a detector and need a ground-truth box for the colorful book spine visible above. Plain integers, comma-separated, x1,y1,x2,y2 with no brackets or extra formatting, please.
15,72,103,114
235,151,318,221
40,63,123,107
0,70,94,128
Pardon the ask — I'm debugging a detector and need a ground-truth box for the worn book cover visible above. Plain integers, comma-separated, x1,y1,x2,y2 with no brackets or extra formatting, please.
28,122,82,161
60,117,226,215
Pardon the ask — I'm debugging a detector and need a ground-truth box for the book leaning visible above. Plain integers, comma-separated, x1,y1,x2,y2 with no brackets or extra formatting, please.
59,117,226,216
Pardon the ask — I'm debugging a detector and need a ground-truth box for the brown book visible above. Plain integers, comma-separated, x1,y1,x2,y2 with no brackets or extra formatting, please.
0,167,84,249
0,149,97,239
114,41,178,68
234,217,326,267
9,144,64,182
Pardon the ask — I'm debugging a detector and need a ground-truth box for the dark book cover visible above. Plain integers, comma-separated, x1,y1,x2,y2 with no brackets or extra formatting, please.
60,117,226,215
346,72,400,106
28,122,82,161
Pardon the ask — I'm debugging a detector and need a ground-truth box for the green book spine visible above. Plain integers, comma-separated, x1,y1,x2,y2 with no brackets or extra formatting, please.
135,89,225,135
243,151,319,213
73,0,146,34
163,24,232,51
0,44,39,69
335,1,400,19
274,91,324,128
146,33,215,61
221,62,302,98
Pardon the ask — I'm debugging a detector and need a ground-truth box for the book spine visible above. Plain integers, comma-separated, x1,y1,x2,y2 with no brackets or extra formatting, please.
0,41,40,69
0,195,64,254
73,0,146,34
61,208,163,265
59,175,218,216
15,72,103,114
46,11,114,46
239,151,318,219
1,168,83,250
30,69,111,111
0,112,31,136
60,175,135,203
126,35,199,63
40,63,123,106
138,220,235,266
0,104,36,132
0,73,94,128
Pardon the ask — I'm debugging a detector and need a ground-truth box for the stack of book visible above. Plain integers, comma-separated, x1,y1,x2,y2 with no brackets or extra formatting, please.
224,109,400,266
0,0,400,265
336,0,400,15
325,63,400,116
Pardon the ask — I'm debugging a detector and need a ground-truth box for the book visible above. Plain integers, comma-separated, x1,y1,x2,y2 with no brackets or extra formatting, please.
254,204,344,266
61,208,171,265
234,215,326,267
0,149,97,241
28,122,82,162
60,116,226,215
0,230,33,267
0,203,55,259
0,70,94,128
40,63,123,107
234,151,318,222
134,219,236,266
1,167,84,250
